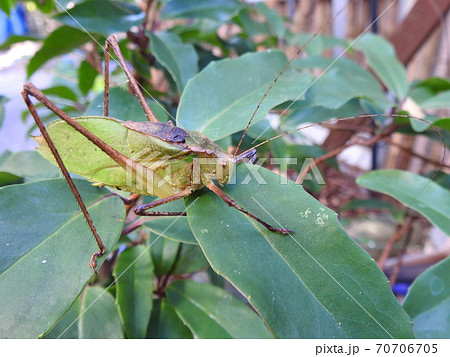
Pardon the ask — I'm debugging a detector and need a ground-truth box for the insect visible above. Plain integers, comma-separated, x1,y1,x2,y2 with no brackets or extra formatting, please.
21,11,446,275
22,36,297,271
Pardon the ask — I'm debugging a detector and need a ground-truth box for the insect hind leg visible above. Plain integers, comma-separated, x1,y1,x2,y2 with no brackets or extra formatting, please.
207,182,292,235
133,189,192,217
22,84,106,273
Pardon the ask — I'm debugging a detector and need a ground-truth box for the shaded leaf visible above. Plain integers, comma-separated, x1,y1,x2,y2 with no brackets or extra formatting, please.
78,286,123,338
149,234,180,277
403,257,450,338
147,298,193,338
54,0,144,36
177,51,313,140
27,26,92,77
161,0,242,21
0,35,41,50
0,151,60,180
186,164,414,338
114,245,154,338
166,280,272,338
150,32,198,95
143,199,197,245
357,170,450,235
85,87,169,123
42,86,78,102
354,34,408,100
0,179,125,338
78,60,98,96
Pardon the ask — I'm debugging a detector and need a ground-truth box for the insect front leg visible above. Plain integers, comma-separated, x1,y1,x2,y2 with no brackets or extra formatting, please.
22,85,106,273
134,189,193,217
104,35,159,123
207,183,293,235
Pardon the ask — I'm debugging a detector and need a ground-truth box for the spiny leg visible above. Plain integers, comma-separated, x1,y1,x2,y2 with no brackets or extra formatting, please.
134,189,193,217
22,87,106,273
207,182,293,235
105,35,159,123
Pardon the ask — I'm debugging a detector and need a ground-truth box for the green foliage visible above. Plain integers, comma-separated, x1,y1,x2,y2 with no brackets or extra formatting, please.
0,0,449,340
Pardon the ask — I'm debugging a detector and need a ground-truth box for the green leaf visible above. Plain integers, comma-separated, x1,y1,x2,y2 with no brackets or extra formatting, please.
0,151,60,180
353,34,409,100
403,257,450,338
357,170,450,235
296,56,390,109
177,51,313,140
166,280,272,338
27,26,93,78
147,298,193,338
255,2,286,39
78,286,124,338
42,295,81,339
172,244,209,275
42,86,79,102
150,32,199,94
54,0,144,36
78,60,98,96
143,199,197,245
419,90,450,109
161,0,242,21
113,245,154,338
186,164,414,338
148,235,180,277
85,87,169,123
0,0,13,16
340,199,396,212
0,179,125,338
0,172,23,187
0,35,41,50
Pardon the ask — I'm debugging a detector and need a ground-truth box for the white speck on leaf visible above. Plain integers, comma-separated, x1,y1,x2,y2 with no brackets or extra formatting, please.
41,260,47,264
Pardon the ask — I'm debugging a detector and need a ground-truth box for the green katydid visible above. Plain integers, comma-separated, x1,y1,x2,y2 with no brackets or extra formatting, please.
22,33,446,274
22,36,295,271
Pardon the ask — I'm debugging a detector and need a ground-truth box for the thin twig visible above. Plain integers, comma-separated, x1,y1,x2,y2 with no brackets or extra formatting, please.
377,216,416,271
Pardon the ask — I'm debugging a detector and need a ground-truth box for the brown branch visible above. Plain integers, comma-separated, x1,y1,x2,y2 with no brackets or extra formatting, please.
389,219,416,287
377,217,416,271
297,123,400,183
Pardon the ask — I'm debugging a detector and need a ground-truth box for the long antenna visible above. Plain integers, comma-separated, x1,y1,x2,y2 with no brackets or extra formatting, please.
233,0,355,156
237,114,447,169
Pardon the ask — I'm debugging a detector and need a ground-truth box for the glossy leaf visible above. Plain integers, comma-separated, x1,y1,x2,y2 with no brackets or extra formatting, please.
78,286,123,338
147,298,193,338
354,34,409,100
149,235,180,277
161,0,242,21
113,245,154,338
150,32,199,94
85,87,169,123
27,26,92,77
0,179,125,338
0,151,59,180
177,51,313,140
403,257,450,338
166,280,272,338
78,60,98,96
143,199,197,244
54,0,144,36
296,56,390,109
172,244,209,275
186,164,414,338
357,170,450,235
